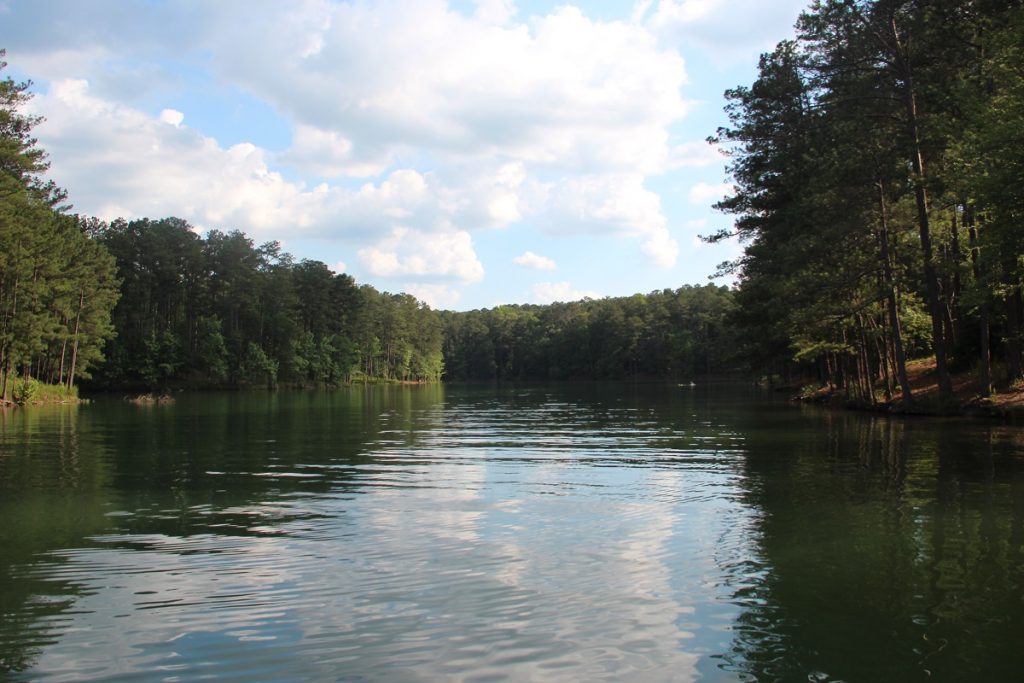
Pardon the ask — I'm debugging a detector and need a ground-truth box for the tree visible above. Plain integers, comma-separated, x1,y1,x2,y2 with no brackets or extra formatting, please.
0,53,118,400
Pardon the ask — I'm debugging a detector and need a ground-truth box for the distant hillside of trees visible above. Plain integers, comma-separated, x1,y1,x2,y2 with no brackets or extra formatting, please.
441,286,735,382
85,215,738,389
715,0,1024,403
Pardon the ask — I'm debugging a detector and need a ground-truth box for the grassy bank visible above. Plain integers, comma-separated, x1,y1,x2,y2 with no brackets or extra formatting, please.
1,378,81,407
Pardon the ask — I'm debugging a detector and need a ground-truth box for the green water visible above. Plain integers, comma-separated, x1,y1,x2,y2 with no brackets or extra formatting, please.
1,384,1022,681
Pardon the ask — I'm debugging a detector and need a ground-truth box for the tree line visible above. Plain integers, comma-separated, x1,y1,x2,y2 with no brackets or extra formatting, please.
713,0,1024,404
88,215,735,388
85,217,443,389
441,286,735,381
83,218,736,388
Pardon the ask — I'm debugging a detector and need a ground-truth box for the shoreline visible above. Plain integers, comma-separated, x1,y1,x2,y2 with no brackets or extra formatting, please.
790,359,1024,421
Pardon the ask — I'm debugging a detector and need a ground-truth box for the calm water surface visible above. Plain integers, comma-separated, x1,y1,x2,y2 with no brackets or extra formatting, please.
1,384,1023,681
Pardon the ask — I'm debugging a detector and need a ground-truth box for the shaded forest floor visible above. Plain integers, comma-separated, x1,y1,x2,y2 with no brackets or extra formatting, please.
896,359,1024,417
797,358,1024,420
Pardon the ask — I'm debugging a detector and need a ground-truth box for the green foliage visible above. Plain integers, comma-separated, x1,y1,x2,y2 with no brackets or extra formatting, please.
440,285,737,381
141,331,183,389
240,342,278,387
194,316,228,382
11,376,37,404
8,376,79,404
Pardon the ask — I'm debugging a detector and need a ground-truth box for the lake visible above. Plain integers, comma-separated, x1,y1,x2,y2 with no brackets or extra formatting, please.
1,384,1023,681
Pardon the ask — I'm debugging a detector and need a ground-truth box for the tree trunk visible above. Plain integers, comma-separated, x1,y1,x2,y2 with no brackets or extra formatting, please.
948,210,963,338
1008,285,1023,382
891,17,953,398
67,289,84,390
877,181,913,403
1,358,11,403
966,204,991,397
875,315,894,401
58,336,68,386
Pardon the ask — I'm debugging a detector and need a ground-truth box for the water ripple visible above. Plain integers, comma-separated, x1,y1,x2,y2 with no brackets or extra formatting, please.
9,386,1018,681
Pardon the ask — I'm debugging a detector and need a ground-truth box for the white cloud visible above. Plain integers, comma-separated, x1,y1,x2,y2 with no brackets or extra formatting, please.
668,140,722,168
207,2,689,175
645,0,806,60
358,228,484,282
473,0,517,25
403,283,462,310
9,0,729,274
640,227,680,268
688,181,732,206
538,174,679,267
278,124,388,178
513,251,556,271
30,80,519,248
33,79,304,230
158,108,184,127
333,260,348,274
532,281,601,305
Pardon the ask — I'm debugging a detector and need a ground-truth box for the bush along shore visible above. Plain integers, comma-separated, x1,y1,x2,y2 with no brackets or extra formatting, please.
0,378,82,407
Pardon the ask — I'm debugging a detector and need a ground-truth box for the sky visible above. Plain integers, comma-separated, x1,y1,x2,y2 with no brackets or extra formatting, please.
0,0,808,311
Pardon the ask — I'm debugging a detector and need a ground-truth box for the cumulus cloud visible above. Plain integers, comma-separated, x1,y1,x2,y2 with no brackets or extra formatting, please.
538,174,679,267
688,181,733,207
473,0,517,25
358,228,485,282
7,0,752,273
158,108,184,127
278,124,388,178
210,2,688,174
532,281,601,305
403,283,463,310
513,251,556,271
33,79,301,229
30,80,519,249
644,0,806,60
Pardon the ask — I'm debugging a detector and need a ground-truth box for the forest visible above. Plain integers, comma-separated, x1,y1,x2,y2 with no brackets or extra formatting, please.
712,0,1024,404
86,214,734,387
19,215,735,391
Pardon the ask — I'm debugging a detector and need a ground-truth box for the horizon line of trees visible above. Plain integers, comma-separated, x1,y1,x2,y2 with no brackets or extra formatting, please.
713,0,1023,404
87,215,739,389
84,217,738,389
442,285,736,382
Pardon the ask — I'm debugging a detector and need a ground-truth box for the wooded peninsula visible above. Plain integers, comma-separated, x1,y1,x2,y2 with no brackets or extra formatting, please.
1,0,1023,407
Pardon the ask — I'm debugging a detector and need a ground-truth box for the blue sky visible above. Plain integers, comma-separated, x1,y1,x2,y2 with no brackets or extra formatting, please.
0,0,808,310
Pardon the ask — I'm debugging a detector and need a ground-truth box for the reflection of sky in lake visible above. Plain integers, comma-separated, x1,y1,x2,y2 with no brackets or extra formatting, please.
7,387,1023,681
6,389,764,681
